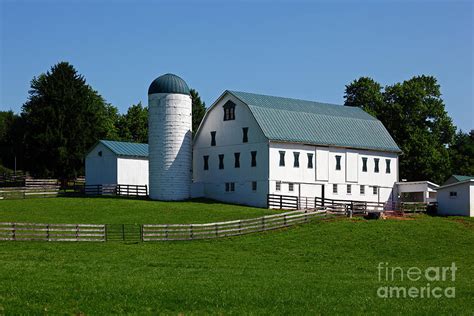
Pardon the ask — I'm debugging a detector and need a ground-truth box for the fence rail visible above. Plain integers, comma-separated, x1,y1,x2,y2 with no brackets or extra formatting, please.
0,183,148,200
267,194,386,214
0,222,106,242
142,210,328,241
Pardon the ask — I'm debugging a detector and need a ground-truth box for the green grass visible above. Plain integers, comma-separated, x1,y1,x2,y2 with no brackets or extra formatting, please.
0,198,473,314
0,197,281,224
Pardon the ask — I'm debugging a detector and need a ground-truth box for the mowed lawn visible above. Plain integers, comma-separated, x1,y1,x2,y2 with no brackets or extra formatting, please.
0,198,473,314
0,197,281,224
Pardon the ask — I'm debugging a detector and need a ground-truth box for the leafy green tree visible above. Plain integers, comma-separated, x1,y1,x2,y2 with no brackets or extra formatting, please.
118,102,148,143
101,103,121,141
190,89,206,135
448,130,474,176
344,75,456,184
22,62,117,178
344,77,384,116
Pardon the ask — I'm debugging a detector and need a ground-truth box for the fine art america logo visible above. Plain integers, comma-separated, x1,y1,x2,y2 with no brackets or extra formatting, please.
377,262,457,299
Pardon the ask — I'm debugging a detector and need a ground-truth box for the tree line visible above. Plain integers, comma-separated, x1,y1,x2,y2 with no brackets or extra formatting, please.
0,62,206,178
344,76,473,184
0,62,472,182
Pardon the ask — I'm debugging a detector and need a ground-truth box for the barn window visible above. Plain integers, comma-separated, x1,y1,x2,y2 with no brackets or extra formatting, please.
374,158,380,173
449,191,457,198
276,181,281,191
362,157,368,172
347,184,351,194
219,154,224,169
373,186,378,195
335,155,342,170
234,152,240,168
203,155,209,170
289,183,294,191
279,151,285,166
360,185,365,195
293,152,300,168
386,159,391,174
225,182,235,192
211,131,216,146
223,100,236,121
333,184,338,194
98,151,102,157
251,151,257,167
307,153,313,169
252,181,257,191
242,127,248,143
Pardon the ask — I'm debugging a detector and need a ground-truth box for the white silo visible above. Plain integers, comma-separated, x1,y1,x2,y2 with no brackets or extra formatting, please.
148,73,192,200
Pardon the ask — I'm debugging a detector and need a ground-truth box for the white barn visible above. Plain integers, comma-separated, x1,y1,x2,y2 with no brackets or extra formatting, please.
192,90,401,208
437,175,474,217
85,140,149,186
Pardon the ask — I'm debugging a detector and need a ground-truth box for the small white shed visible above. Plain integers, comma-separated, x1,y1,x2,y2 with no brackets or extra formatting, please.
396,181,438,203
437,178,474,217
85,140,149,186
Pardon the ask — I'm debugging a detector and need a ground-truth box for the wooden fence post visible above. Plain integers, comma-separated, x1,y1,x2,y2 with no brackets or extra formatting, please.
190,224,193,240
280,195,283,209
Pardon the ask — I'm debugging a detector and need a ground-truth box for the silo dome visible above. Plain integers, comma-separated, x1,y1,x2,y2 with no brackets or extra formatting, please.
148,73,192,201
148,73,190,95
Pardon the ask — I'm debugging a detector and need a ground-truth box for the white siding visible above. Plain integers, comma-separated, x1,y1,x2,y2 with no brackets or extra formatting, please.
85,143,117,185
437,181,473,217
193,93,269,207
117,157,149,186
269,142,398,203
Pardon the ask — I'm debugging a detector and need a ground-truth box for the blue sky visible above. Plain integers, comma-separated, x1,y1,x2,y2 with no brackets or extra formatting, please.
1,0,472,131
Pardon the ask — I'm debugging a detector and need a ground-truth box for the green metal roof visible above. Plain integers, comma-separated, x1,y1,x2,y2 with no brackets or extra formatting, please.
443,174,474,185
451,175,474,182
148,73,190,95
228,90,401,152
99,140,148,157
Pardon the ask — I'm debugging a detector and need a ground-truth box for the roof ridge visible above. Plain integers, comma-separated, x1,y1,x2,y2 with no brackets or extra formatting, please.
229,90,342,107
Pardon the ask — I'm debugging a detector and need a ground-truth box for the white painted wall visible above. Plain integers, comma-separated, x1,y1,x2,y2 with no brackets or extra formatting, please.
85,143,117,185
193,93,269,207
268,142,399,203
396,181,438,203
437,181,473,217
117,157,149,186
85,143,149,187
148,93,192,200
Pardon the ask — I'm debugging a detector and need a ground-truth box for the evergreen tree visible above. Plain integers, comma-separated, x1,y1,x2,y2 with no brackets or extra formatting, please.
190,89,206,135
22,62,117,178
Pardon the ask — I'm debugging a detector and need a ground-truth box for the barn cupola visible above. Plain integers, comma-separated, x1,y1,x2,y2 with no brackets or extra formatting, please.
148,73,192,201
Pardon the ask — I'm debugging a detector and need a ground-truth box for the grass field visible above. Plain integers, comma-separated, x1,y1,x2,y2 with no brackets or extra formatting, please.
0,197,473,314
0,197,280,224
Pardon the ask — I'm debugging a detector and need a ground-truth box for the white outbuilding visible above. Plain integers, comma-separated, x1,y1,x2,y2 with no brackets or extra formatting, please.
436,175,474,217
396,181,438,203
85,140,149,186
